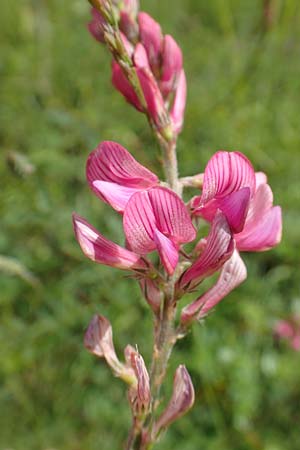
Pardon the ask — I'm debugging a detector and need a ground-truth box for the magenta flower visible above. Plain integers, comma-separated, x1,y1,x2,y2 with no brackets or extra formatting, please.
191,151,256,233
72,213,146,271
179,211,235,291
235,172,282,252
123,187,196,275
160,35,183,98
86,141,158,212
181,250,247,323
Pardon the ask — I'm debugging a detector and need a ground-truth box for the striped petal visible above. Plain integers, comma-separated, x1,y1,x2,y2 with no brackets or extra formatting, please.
123,187,196,274
181,250,247,323
86,141,158,210
73,213,146,270
200,151,256,205
179,211,234,290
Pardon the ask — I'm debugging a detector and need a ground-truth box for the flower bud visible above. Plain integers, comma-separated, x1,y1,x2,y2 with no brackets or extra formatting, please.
125,346,151,416
153,365,194,435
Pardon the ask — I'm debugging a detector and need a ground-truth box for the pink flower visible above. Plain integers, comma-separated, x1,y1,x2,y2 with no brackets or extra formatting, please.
191,151,256,233
88,8,105,43
123,187,196,275
73,213,146,271
138,12,163,73
170,69,187,135
178,211,235,291
235,172,282,252
181,250,247,323
160,35,183,98
153,365,194,435
86,141,158,212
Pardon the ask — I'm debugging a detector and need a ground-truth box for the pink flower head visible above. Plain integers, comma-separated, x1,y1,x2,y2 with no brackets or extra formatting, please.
179,211,234,291
192,151,256,233
88,8,105,43
170,69,187,135
138,12,163,73
123,187,196,275
73,213,146,271
181,250,247,324
153,365,194,435
84,314,136,383
235,172,282,252
160,35,183,98
86,141,158,212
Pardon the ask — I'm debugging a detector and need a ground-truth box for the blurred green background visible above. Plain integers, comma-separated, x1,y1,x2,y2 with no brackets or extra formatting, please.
1,0,300,449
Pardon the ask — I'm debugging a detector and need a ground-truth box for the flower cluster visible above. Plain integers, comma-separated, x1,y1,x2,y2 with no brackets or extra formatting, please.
88,0,186,139
74,141,282,320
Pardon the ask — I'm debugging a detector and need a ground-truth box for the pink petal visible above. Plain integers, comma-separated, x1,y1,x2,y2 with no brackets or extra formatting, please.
255,171,268,187
123,190,157,254
200,151,256,205
170,69,187,135
111,61,143,111
235,206,282,251
92,180,140,212
86,141,158,209
179,211,234,291
138,12,163,72
153,229,179,275
148,187,196,244
153,365,194,435
181,250,247,323
133,43,150,69
243,183,273,230
123,187,196,271
274,320,294,339
160,35,183,97
136,66,167,127
73,213,146,270
218,187,251,233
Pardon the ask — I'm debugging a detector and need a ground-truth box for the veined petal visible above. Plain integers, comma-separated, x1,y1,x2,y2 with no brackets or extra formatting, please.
123,190,157,254
87,140,158,199
148,187,196,244
128,348,151,415
181,250,247,323
73,213,146,270
138,12,162,72
201,151,256,205
160,35,183,97
170,69,187,135
93,180,139,212
124,187,196,272
235,206,282,252
112,61,143,111
153,365,194,435
153,229,179,275
179,211,234,290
